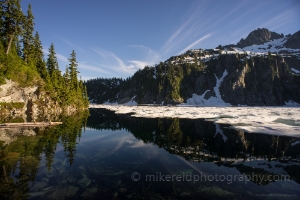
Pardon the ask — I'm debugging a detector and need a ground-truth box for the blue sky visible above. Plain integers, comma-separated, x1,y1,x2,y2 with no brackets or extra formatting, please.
21,0,300,80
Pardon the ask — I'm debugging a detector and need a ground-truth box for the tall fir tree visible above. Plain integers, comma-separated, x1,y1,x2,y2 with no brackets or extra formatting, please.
46,43,58,76
34,31,48,80
46,43,62,94
1,0,24,54
22,4,35,63
16,39,22,56
68,50,79,90
83,84,89,107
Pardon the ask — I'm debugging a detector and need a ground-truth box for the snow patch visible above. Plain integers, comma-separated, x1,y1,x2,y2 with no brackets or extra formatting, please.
124,96,138,106
184,70,231,106
291,68,300,74
284,100,300,107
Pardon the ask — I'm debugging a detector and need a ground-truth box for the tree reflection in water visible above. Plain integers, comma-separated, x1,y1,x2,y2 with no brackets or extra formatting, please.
0,110,89,199
87,108,300,185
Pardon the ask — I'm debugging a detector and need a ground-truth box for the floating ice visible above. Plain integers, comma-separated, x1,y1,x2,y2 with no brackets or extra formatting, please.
90,105,300,137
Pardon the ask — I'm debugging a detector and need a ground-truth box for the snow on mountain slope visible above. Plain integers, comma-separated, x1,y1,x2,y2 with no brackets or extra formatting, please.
124,95,138,106
184,70,231,106
237,37,300,54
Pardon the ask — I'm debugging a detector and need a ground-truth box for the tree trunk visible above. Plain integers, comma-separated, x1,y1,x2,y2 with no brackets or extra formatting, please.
6,33,15,55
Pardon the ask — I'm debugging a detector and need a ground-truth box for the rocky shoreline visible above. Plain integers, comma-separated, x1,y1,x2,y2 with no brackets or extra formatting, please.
0,79,83,123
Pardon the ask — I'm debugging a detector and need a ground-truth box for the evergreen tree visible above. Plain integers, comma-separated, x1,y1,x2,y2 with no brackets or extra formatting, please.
83,84,89,106
68,50,79,89
1,0,24,54
63,65,70,86
46,43,58,76
16,39,22,56
46,43,62,95
61,65,71,104
22,4,34,63
34,32,48,80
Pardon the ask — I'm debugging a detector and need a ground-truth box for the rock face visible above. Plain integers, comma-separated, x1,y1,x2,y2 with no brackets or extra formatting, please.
0,79,78,122
201,55,300,106
285,30,300,49
237,28,284,48
0,127,37,145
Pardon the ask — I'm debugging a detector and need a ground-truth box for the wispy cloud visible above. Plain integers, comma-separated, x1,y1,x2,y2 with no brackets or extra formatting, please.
259,6,299,32
127,44,160,66
161,1,204,55
128,60,149,69
78,62,114,75
56,53,68,63
93,48,143,75
179,34,212,54
56,36,84,52
159,0,242,56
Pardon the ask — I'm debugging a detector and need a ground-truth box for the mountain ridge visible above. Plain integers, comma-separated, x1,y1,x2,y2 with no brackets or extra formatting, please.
85,28,300,106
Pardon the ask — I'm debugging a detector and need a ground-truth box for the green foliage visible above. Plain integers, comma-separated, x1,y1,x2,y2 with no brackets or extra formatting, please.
0,102,24,109
1,0,24,55
0,2,88,108
0,41,42,87
22,4,34,63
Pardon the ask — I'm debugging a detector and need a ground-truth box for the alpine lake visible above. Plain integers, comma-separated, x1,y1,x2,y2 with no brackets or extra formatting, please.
0,108,299,200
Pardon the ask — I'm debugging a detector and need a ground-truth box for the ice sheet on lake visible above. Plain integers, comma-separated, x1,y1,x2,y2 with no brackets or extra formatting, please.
90,105,300,137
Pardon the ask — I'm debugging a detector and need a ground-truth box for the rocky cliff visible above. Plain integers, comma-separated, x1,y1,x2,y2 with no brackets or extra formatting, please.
198,54,300,106
0,79,78,122
285,30,300,49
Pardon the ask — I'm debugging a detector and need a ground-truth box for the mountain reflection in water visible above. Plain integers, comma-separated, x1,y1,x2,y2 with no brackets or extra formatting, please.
0,108,299,199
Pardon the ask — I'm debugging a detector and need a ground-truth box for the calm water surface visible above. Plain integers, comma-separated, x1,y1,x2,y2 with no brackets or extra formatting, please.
0,108,299,199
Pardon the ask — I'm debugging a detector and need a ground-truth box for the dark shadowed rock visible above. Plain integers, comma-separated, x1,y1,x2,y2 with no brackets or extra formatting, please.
284,31,300,49
237,28,284,48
